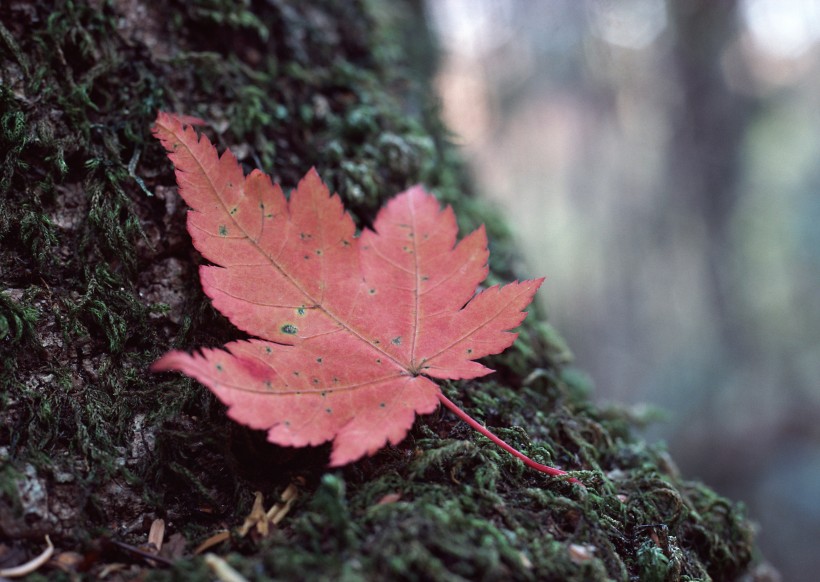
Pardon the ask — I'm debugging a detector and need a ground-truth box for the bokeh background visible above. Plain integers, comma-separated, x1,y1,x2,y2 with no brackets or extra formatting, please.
425,1,820,580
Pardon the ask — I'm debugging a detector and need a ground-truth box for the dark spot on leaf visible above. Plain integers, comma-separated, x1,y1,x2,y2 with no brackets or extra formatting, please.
260,202,265,209
285,421,291,426
391,336,402,345
300,232,311,240
313,378,320,384
293,371,300,377
379,402,386,408
376,358,382,364
408,233,414,238
281,323,298,335
325,408,332,414
342,240,351,247
216,364,223,371
264,381,272,389
230,207,238,215
421,276,429,281
321,391,326,397
265,346,272,354
266,213,274,218
303,254,309,260
316,357,323,363
466,348,473,354
332,376,339,383
369,288,376,295
374,340,380,345
296,307,306,316
315,249,322,255
219,225,228,236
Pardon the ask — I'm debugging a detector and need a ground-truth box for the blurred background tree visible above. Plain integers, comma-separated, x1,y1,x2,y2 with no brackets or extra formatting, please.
427,1,820,580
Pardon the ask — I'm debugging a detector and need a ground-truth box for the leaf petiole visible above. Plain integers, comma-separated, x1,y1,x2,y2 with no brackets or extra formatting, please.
437,393,581,485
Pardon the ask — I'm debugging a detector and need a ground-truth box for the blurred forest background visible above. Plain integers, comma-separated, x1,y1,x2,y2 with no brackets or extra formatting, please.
426,0,820,580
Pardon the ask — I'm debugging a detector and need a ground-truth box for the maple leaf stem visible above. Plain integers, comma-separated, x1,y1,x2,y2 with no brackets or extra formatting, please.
437,393,581,484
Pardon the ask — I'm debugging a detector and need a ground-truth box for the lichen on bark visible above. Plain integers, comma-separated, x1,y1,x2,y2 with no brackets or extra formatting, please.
1,1,760,580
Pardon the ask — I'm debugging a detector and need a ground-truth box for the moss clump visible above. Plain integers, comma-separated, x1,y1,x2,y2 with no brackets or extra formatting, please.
1,1,759,580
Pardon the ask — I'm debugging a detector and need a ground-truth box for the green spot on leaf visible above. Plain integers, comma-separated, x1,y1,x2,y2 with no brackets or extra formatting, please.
281,323,298,335
219,225,228,236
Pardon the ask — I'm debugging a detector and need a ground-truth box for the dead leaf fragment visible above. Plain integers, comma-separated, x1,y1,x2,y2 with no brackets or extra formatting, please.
518,551,533,569
376,492,402,505
237,484,300,539
51,550,84,572
148,518,165,552
98,562,128,578
0,535,54,578
193,530,231,556
204,553,249,582
568,543,596,564
237,491,268,537
266,483,298,526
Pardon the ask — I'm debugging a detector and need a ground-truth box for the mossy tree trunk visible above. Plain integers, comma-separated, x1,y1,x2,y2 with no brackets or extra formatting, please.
1,1,760,580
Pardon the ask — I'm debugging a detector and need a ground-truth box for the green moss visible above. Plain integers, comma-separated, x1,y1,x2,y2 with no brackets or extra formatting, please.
0,290,38,346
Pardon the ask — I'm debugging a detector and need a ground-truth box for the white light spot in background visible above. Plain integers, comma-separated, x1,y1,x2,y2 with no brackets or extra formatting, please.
426,0,515,57
742,0,820,58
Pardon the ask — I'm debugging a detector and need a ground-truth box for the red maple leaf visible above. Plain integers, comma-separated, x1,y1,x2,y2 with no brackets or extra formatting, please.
151,112,574,479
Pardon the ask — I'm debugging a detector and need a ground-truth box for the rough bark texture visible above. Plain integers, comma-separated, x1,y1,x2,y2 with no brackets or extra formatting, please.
1,1,762,580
